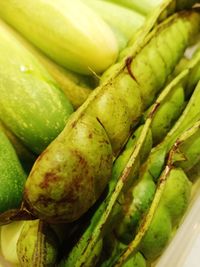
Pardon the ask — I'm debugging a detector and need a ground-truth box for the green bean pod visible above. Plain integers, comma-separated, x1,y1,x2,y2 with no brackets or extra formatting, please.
58,27,200,267
24,9,200,225
115,119,200,266
114,72,200,246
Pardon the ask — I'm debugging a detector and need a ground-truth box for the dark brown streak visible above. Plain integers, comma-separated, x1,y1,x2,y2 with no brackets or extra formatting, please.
149,102,160,118
125,57,139,84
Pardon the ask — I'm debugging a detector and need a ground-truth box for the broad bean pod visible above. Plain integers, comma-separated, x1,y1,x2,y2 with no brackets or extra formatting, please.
114,118,200,266
115,72,200,246
58,30,200,267
24,9,200,224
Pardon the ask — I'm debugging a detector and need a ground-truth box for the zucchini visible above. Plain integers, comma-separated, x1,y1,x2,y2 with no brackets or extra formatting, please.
0,20,74,154
0,131,26,213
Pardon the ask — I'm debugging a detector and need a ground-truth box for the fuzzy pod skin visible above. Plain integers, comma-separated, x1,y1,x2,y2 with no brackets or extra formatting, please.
88,72,143,154
0,20,73,154
25,10,200,224
114,122,197,267
129,12,198,107
25,114,113,223
0,131,26,213
139,168,191,261
115,79,200,246
150,84,185,145
17,220,58,267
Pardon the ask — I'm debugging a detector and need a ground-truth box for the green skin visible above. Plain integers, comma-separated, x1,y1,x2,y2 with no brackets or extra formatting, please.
17,220,59,267
0,121,36,173
150,84,185,145
24,10,200,225
0,131,26,214
139,168,191,261
111,120,200,266
56,8,200,267
59,122,152,267
25,114,113,223
115,78,200,245
0,20,74,154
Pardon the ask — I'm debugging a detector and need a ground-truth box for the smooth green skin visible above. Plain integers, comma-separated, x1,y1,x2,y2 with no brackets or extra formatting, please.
25,114,113,223
0,19,94,110
103,0,162,15
0,121,36,173
151,84,185,145
0,0,118,75
17,220,58,267
140,168,191,260
84,0,145,50
0,131,26,213
0,20,73,154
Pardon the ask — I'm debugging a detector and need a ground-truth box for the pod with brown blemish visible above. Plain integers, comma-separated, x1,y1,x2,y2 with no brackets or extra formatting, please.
25,114,113,223
24,10,200,225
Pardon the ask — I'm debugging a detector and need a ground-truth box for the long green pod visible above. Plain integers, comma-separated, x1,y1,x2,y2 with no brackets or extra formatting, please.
115,120,200,266
115,68,200,245
0,20,74,154
94,47,200,267
59,116,152,267
24,10,200,225
117,0,199,61
59,36,200,267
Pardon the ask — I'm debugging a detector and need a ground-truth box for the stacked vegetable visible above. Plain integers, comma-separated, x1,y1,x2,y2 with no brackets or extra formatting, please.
0,0,200,266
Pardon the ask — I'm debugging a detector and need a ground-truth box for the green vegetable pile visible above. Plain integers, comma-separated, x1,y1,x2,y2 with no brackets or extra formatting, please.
0,0,200,266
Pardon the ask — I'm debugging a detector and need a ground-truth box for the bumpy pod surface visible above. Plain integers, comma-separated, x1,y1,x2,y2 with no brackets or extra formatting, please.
24,10,200,223
25,114,113,222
